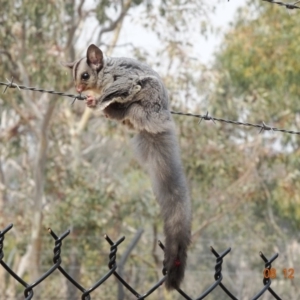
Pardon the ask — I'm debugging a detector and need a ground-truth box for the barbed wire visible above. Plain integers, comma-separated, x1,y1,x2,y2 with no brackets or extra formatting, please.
0,78,86,104
228,0,300,10
262,0,300,10
0,224,283,300
1,79,300,136
170,111,300,135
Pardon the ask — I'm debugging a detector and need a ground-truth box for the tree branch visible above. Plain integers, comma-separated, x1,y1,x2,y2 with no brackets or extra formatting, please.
97,0,132,45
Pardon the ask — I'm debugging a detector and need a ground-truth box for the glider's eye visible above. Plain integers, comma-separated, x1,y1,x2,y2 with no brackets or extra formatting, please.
81,72,90,80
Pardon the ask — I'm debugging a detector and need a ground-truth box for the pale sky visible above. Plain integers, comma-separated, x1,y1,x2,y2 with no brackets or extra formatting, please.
116,0,246,65
200,0,245,63
81,0,246,65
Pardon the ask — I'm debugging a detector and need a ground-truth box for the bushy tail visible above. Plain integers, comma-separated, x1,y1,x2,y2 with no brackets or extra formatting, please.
133,129,192,290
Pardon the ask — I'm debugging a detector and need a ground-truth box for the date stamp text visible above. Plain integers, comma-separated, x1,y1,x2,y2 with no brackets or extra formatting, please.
263,268,294,279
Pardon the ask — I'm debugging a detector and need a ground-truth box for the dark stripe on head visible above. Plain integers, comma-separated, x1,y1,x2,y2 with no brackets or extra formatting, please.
119,62,142,71
73,58,84,81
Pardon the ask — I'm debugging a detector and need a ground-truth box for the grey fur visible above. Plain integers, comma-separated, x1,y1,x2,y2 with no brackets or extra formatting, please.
63,44,192,290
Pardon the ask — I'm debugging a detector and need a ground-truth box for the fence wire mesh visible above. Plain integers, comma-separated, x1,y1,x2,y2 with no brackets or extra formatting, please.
1,1,299,300
0,224,284,300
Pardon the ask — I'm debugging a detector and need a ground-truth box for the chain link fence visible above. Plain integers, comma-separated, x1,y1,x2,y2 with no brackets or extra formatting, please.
0,224,285,300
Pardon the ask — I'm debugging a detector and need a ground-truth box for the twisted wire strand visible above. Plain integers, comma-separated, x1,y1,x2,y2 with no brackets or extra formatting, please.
1,80,300,136
262,0,300,10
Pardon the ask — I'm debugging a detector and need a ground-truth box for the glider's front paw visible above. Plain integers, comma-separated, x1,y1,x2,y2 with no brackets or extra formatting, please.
85,95,98,108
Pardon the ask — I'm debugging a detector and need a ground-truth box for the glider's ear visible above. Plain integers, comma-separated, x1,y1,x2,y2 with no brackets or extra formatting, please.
86,44,103,71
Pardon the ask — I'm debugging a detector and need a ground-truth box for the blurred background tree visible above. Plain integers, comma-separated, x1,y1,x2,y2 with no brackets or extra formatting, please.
1,0,300,299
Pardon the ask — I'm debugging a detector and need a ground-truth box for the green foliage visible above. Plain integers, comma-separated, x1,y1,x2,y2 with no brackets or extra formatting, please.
95,0,112,25
216,0,300,126
214,0,300,235
0,1,69,86
132,0,144,6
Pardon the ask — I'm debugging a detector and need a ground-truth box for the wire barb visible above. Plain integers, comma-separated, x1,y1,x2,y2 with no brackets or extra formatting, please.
2,77,14,94
259,121,273,133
